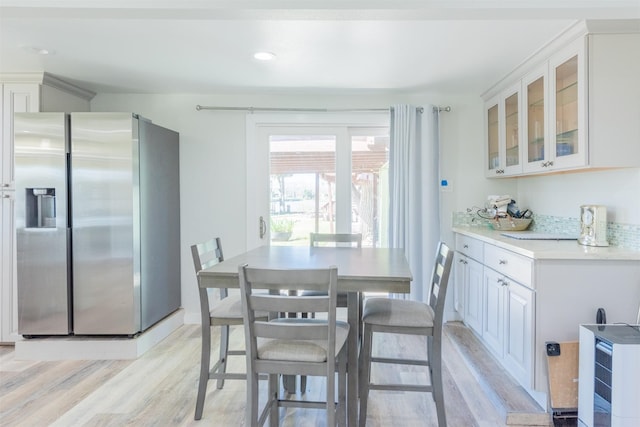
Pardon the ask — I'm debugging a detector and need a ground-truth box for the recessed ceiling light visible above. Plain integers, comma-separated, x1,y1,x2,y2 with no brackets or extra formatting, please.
254,52,276,61
23,46,54,55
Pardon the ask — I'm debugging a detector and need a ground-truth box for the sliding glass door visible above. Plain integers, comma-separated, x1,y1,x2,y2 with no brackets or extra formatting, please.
246,113,389,249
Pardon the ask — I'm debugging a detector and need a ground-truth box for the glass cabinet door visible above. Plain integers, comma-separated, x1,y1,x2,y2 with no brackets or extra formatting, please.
504,91,519,168
526,76,545,164
487,103,499,172
554,55,578,158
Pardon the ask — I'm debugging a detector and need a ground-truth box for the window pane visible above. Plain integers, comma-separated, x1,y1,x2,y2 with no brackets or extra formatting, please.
351,133,389,247
269,135,336,246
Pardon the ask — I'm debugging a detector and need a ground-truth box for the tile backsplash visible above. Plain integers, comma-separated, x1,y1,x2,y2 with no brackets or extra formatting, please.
452,211,640,250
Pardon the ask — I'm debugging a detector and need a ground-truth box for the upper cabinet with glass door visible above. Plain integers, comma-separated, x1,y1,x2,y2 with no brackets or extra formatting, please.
485,97,501,176
484,83,522,177
523,38,587,173
502,84,522,175
551,45,586,169
484,21,640,177
522,66,547,172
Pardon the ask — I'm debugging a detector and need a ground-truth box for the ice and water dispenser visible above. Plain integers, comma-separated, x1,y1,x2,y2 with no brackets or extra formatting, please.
25,188,57,228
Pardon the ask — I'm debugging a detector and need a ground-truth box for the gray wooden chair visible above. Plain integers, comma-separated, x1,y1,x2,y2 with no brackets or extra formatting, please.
358,241,454,427
306,232,362,309
296,232,362,392
238,264,348,427
190,237,267,420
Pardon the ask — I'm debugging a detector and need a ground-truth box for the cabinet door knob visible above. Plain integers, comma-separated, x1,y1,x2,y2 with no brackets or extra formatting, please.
499,259,507,265
463,244,469,248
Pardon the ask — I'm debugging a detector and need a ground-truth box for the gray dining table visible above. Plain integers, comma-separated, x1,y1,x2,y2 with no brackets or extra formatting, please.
198,244,412,426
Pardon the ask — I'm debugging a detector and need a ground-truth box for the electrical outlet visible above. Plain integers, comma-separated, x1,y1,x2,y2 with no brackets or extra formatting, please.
546,342,561,357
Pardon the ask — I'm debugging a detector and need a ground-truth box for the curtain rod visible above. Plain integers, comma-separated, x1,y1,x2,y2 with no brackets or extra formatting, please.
195,105,452,113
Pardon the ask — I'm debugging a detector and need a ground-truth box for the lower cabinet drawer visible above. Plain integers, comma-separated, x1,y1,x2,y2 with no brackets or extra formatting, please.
484,244,533,287
456,234,483,261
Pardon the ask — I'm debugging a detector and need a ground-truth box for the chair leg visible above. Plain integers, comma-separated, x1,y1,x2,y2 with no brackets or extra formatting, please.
282,375,297,393
326,363,336,427
358,324,373,427
338,348,347,427
194,323,211,420
358,293,364,343
246,371,260,427
217,325,230,389
427,336,435,402
269,374,279,427
430,334,447,427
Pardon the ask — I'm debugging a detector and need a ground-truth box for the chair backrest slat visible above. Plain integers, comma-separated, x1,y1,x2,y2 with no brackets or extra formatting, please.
255,321,329,340
249,294,330,313
310,232,362,248
427,242,454,330
191,237,224,272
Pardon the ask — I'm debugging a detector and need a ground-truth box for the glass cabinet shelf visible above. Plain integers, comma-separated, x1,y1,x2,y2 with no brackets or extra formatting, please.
556,82,578,105
556,129,578,140
528,99,544,109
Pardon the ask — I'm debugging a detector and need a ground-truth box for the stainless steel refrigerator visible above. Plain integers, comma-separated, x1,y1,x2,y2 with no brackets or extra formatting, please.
15,112,181,336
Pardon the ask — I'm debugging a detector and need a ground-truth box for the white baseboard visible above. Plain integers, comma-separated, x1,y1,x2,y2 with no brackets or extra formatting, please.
183,310,202,324
14,309,184,361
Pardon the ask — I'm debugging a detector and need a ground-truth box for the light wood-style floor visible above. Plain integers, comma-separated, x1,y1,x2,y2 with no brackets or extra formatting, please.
0,321,549,427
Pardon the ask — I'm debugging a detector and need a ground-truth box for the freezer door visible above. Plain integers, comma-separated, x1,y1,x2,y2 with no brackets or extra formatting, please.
71,113,140,335
14,113,71,335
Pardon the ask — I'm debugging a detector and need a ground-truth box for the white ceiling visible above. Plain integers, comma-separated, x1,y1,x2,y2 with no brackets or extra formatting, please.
1,1,638,95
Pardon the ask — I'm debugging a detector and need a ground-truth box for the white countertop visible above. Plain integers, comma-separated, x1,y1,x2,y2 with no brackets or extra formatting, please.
452,226,640,261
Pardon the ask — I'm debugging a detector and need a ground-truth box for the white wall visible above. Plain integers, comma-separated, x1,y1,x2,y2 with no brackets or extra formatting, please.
91,90,638,323
517,168,640,224
92,91,497,322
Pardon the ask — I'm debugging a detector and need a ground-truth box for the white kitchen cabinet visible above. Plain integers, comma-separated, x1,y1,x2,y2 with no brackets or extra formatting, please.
1,84,40,189
522,64,547,172
0,73,93,344
462,255,484,335
503,277,533,388
453,251,466,318
484,82,523,177
484,22,640,177
0,191,16,344
482,266,534,388
523,37,587,173
482,244,534,389
485,96,500,176
482,267,505,356
0,83,40,344
454,234,484,335
454,227,640,409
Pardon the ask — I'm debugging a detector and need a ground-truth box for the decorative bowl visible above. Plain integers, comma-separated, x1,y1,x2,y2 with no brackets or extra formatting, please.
490,217,532,231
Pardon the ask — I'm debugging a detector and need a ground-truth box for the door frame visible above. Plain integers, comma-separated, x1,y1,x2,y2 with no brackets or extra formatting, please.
246,112,389,250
